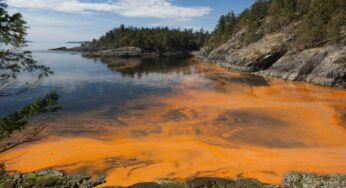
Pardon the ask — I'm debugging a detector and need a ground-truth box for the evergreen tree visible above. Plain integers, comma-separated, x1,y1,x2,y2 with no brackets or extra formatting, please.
283,0,296,20
225,11,237,34
217,15,227,35
296,0,311,17
297,0,343,47
268,0,283,28
0,0,60,139
91,26,210,52
326,10,345,43
206,0,345,50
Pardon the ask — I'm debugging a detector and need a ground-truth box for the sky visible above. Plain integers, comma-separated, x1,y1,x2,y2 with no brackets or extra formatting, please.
7,0,256,50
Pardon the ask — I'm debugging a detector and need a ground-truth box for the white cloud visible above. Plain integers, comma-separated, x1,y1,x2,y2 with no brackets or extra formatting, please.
7,0,211,19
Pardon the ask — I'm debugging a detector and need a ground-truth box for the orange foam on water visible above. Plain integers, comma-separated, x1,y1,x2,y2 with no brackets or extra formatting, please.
1,63,346,186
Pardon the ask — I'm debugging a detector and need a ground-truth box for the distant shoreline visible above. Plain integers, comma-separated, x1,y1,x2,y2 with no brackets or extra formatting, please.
49,46,191,58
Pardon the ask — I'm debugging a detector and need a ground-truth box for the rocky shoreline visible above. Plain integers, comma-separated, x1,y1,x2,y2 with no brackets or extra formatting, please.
198,24,346,89
50,46,189,58
1,167,345,188
51,41,345,88
50,25,346,89
0,168,106,188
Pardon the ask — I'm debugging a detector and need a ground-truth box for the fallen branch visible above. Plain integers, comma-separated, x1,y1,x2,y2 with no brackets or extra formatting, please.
0,122,48,153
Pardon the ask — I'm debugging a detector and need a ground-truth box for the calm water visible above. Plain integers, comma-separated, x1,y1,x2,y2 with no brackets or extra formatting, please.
1,51,346,186
0,51,191,116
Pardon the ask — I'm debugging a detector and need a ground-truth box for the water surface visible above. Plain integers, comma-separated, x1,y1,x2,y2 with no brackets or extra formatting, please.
1,51,346,186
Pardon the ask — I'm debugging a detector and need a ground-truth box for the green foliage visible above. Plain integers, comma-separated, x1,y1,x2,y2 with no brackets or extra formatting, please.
206,0,345,51
0,92,61,139
268,0,298,29
0,2,26,47
241,0,268,43
326,11,345,43
0,0,52,96
0,1,60,140
90,25,210,52
298,0,345,48
206,0,270,49
296,0,311,17
244,20,263,44
205,11,240,51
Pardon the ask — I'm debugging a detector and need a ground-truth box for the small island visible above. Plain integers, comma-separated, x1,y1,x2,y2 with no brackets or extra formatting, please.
52,25,210,58
53,0,346,88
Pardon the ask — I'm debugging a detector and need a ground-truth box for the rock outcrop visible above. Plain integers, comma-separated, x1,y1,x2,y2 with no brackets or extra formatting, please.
281,172,346,188
0,168,105,188
260,46,346,88
105,177,275,188
1,166,346,188
200,24,346,88
82,47,144,58
104,173,346,188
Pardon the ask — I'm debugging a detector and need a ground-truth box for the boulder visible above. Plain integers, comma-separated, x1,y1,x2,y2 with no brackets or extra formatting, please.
207,32,290,72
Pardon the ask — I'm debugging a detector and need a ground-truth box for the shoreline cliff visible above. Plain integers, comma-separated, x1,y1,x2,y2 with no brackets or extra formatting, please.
197,23,345,89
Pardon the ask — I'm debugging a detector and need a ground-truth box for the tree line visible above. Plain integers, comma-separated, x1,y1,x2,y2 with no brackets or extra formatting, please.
207,0,345,50
89,25,210,52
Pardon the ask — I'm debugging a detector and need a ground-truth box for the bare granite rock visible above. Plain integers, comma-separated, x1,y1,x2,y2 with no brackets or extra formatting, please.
201,23,345,88
260,46,346,88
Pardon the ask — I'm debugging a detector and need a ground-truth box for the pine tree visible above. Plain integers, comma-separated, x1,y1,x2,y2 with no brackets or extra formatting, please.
326,10,345,43
268,0,283,28
225,11,237,35
296,0,311,17
297,0,343,47
0,0,60,139
90,25,210,52
217,15,227,35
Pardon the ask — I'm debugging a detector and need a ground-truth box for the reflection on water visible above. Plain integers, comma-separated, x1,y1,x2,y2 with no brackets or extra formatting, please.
1,51,346,186
99,56,193,78
0,52,192,116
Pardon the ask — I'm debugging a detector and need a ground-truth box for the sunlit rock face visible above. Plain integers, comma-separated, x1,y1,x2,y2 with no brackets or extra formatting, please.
202,22,346,89
1,54,346,187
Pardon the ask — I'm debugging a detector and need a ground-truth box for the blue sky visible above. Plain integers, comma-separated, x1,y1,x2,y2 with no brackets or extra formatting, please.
7,0,256,50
